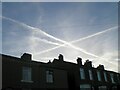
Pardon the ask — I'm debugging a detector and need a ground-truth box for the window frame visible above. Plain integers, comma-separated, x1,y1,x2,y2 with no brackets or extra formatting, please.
110,73,115,83
46,70,54,83
117,74,120,82
103,72,108,82
80,68,85,80
21,66,33,83
80,84,91,90
88,69,93,80
97,70,102,81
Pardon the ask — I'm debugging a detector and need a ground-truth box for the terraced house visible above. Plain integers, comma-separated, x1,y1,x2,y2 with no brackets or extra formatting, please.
1,53,120,90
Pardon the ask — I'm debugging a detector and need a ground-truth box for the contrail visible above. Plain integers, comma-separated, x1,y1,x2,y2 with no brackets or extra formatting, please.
2,16,63,44
2,16,117,65
32,37,61,46
34,26,118,55
71,26,118,43
2,16,102,58
33,25,118,66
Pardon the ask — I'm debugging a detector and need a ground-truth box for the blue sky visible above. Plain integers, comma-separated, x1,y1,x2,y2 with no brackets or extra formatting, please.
0,2,1,54
1,0,120,2
2,2,119,72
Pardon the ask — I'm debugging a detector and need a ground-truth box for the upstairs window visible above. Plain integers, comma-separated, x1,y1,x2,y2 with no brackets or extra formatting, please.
89,70,93,80
80,68,85,79
46,70,53,83
97,71,101,81
117,74,120,82
110,73,115,83
22,67,32,82
103,72,107,82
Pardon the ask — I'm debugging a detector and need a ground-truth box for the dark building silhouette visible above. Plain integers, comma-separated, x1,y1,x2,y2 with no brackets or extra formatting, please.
1,53,120,90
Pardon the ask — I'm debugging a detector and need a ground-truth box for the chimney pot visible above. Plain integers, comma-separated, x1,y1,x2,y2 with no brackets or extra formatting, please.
97,64,104,70
58,54,64,61
84,59,92,67
77,57,82,66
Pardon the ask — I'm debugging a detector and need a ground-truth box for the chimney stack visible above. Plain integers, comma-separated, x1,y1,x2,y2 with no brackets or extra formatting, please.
97,64,105,70
58,54,64,61
84,59,92,68
77,57,82,66
21,53,32,61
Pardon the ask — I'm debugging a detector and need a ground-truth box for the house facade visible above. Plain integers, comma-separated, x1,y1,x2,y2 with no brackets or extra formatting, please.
1,53,120,90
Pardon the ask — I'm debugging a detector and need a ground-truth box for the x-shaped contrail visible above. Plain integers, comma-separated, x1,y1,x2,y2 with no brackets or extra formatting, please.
2,16,118,65
34,26,118,55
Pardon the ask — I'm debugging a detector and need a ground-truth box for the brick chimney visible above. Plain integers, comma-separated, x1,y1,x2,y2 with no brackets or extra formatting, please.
58,54,64,61
21,53,32,61
84,60,92,68
77,57,82,66
97,64,105,70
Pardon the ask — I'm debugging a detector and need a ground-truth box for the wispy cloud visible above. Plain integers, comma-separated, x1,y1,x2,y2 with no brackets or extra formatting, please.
2,16,118,67
2,2,118,72
0,3,2,54
34,26,117,55
2,0,120,2
2,16,107,59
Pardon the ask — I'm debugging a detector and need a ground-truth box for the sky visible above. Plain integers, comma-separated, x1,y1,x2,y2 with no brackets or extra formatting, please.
1,0,120,2
1,2,119,72
0,2,1,54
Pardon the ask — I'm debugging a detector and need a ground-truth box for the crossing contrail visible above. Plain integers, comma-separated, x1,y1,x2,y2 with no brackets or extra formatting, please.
2,16,117,65
71,26,118,43
34,26,118,55
2,16,102,58
2,16,63,45
32,37,61,46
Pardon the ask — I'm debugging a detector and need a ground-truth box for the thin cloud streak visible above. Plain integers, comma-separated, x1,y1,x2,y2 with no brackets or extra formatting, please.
32,37,61,46
2,16,117,66
2,16,102,57
2,0,120,2
34,26,118,55
72,26,118,43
